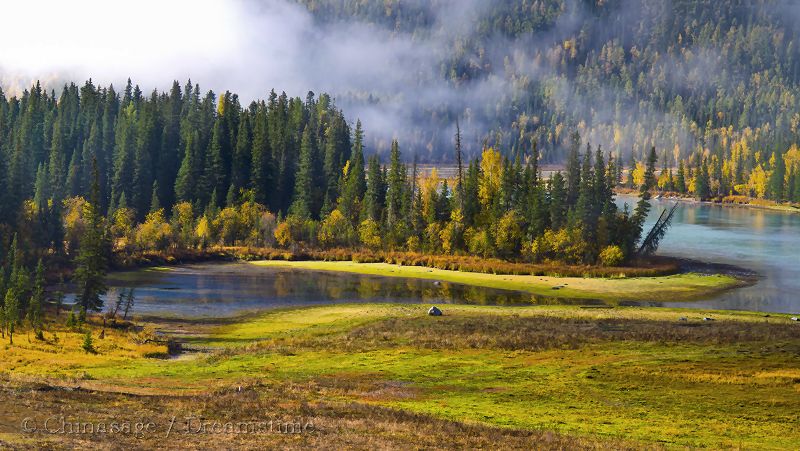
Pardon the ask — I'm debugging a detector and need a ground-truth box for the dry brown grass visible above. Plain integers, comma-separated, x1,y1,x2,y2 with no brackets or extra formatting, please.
0,378,649,450
228,314,800,356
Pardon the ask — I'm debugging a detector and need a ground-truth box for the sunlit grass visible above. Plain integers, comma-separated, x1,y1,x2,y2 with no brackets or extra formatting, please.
2,304,798,448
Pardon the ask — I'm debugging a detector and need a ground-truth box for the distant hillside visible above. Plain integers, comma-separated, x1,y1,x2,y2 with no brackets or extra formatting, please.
293,0,800,163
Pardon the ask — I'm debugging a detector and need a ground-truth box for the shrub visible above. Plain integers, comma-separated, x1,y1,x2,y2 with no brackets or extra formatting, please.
82,332,95,353
405,236,420,252
275,215,315,247
255,211,277,247
495,210,523,257
599,245,625,267
171,202,195,248
214,207,244,245
424,222,443,252
136,209,172,251
111,207,136,250
465,228,493,258
318,209,352,248
274,222,292,247
195,215,215,248
529,228,586,264
358,219,382,250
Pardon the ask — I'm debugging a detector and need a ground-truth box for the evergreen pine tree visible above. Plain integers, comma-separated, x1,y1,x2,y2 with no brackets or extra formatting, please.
231,112,252,195
565,132,581,206
768,151,786,202
695,159,711,201
27,259,45,339
549,172,567,229
75,159,108,314
794,164,800,202
630,147,658,255
364,154,385,221
290,126,316,219
4,288,19,344
250,105,272,206
463,161,480,227
338,120,366,224
454,119,465,210
386,140,406,228
175,132,197,202
33,163,49,210
202,120,226,208
82,331,95,353
676,160,687,193
150,181,161,212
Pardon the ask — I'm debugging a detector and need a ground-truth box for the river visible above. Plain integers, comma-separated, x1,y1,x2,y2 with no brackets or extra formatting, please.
620,195,800,313
97,264,590,318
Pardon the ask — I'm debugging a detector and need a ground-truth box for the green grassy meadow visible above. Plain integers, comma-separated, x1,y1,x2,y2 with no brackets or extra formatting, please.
2,303,798,449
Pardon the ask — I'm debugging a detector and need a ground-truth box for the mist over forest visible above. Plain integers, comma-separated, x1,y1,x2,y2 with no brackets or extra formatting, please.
3,0,800,163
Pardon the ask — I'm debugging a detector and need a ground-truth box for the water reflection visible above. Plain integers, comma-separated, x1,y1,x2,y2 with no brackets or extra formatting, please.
72,263,596,318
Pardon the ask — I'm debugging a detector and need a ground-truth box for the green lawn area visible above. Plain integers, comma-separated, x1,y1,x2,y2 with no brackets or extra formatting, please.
12,304,796,448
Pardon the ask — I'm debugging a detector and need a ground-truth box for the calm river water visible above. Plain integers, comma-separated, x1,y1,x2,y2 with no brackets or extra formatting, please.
619,195,800,313
421,169,798,313
95,264,593,318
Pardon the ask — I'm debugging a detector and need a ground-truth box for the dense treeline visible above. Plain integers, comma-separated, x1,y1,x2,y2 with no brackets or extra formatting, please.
0,78,665,341
0,80,352,246
0,78,660,265
638,143,800,204
295,0,800,168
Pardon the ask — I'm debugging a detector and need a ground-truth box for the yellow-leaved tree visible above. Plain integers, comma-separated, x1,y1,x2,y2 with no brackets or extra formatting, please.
748,165,768,198
136,209,172,251
478,147,502,209
421,167,441,222
318,209,351,248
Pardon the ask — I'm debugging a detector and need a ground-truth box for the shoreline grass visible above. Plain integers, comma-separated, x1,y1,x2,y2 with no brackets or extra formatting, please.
249,260,745,303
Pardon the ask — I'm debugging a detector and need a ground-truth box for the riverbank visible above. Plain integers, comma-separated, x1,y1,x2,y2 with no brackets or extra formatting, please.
1,303,798,449
103,246,754,307
250,259,747,303
112,246,683,278
616,188,800,214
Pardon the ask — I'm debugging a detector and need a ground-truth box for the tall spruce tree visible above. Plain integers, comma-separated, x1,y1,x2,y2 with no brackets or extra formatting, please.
565,131,581,206
768,151,786,202
75,159,108,315
338,120,366,224
364,154,385,221
290,125,317,219
695,158,711,201
629,147,658,256
250,104,272,206
385,139,406,228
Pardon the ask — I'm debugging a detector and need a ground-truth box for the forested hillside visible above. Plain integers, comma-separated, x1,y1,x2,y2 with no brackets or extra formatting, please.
293,0,800,167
